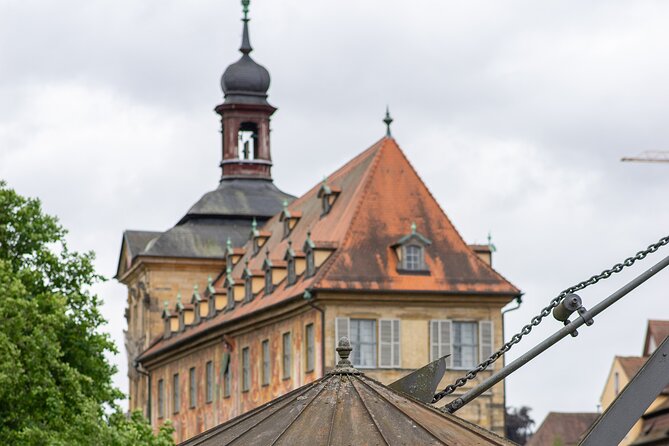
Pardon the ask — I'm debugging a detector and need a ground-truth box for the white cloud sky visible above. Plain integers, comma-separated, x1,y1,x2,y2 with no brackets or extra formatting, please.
2,0,669,428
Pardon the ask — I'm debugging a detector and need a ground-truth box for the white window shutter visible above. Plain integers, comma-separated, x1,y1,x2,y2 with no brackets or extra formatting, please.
442,320,452,369
379,319,400,367
335,317,349,361
379,320,392,367
392,319,400,367
479,320,494,368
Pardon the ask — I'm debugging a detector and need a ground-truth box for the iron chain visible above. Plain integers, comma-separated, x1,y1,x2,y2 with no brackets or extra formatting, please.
432,234,669,404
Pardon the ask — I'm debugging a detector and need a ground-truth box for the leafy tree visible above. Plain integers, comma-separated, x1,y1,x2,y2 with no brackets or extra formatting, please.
0,181,174,445
505,406,535,444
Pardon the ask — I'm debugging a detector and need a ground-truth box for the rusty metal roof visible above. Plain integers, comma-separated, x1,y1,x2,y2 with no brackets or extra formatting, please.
179,338,515,446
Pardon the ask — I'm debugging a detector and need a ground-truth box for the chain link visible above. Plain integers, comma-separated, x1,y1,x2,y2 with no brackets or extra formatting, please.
432,235,669,404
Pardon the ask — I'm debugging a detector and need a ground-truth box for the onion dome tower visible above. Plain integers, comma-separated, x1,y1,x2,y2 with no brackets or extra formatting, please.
216,0,275,180
178,338,515,446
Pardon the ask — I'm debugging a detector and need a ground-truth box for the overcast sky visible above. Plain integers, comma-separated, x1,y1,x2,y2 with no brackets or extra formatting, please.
2,0,669,428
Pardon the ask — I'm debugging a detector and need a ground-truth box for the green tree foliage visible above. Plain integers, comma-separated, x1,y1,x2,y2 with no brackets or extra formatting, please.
0,181,174,445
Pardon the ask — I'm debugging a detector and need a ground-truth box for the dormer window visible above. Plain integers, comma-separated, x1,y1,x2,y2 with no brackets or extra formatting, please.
304,231,316,277
287,257,296,285
393,222,431,274
280,201,301,239
245,278,253,302
224,269,235,311
225,238,245,267
318,179,341,216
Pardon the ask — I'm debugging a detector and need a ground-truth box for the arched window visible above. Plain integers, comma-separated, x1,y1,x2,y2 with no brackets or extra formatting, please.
238,122,258,160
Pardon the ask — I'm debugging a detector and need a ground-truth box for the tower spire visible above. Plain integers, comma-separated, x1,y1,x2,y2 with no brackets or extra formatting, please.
240,0,252,54
383,106,393,137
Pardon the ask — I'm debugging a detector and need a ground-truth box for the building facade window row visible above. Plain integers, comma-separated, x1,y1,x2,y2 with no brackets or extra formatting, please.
156,323,317,418
336,317,494,370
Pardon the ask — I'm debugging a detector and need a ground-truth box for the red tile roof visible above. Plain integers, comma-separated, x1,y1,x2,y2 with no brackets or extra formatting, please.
138,137,520,362
527,412,599,446
617,356,646,379
644,320,669,356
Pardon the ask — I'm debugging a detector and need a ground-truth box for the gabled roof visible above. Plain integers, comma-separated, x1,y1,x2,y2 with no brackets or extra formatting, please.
527,412,599,446
617,356,646,379
644,320,669,356
138,137,520,362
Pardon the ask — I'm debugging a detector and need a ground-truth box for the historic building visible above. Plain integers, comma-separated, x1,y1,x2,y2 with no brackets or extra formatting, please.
118,2,521,443
115,1,293,418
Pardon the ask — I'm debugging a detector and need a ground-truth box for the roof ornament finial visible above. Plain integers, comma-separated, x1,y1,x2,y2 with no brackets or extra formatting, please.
383,106,393,137
163,300,169,311
411,221,417,234
226,237,232,249
330,337,361,375
240,0,253,54
176,292,182,304
487,231,497,253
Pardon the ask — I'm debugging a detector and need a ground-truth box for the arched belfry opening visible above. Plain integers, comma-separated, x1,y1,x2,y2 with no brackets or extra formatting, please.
238,122,258,160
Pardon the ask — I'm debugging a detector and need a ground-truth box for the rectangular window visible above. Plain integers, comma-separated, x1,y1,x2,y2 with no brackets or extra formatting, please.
157,379,165,419
453,321,478,369
242,347,250,392
379,319,400,368
245,279,253,302
282,332,292,379
206,361,213,403
223,354,231,398
305,323,315,372
189,367,197,408
479,321,494,368
350,319,377,368
172,373,180,414
262,339,270,386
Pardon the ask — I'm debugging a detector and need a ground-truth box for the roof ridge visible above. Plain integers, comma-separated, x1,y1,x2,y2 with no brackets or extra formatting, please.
312,138,388,288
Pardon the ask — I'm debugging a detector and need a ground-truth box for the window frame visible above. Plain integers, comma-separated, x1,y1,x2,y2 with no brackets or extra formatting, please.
287,258,296,285
241,347,250,392
305,323,315,373
379,319,401,368
205,361,214,404
264,268,273,294
306,249,315,277
223,357,231,399
262,339,270,386
244,277,253,302
189,367,197,409
172,373,180,414
451,321,479,370
282,332,292,380
157,378,165,419
349,319,377,369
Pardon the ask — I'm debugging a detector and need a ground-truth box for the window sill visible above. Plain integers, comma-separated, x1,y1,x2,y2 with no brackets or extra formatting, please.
261,383,269,387
305,369,314,374
206,400,212,405
396,268,431,275
282,376,291,381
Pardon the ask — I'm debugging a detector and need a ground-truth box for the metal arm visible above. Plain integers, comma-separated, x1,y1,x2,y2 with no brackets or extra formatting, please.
444,254,669,413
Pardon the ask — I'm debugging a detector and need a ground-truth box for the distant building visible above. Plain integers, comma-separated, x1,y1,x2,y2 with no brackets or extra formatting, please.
528,320,669,446
118,2,521,443
600,320,669,445
526,412,599,446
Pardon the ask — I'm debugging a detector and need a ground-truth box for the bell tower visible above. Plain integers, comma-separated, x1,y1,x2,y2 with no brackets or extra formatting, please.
216,0,275,180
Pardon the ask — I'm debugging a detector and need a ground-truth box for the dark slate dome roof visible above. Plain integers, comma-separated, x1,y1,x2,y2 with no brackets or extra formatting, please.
181,179,294,223
221,54,270,100
178,338,515,446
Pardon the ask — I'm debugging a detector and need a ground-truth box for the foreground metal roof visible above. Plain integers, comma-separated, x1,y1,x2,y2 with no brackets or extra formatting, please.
179,338,515,446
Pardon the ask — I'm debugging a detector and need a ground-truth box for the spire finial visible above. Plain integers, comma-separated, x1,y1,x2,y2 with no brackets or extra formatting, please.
411,221,417,234
252,217,258,230
177,292,182,304
226,237,232,249
240,0,252,54
383,106,393,137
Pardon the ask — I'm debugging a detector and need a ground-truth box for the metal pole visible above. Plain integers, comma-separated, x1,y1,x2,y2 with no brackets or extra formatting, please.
579,334,669,445
445,254,669,413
